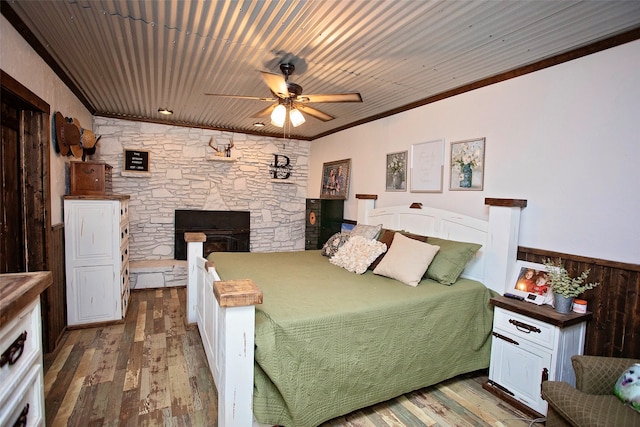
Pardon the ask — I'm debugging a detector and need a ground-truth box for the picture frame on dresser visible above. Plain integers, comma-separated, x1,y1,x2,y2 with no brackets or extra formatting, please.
510,260,554,306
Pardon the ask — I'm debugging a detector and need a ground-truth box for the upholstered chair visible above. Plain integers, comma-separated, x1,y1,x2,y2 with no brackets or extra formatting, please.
541,355,640,427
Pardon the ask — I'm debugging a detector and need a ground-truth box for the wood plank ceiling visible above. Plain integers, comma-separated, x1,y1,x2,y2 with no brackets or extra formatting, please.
3,0,640,140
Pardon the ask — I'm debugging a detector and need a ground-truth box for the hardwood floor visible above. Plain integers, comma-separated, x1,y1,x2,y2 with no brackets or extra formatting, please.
44,288,544,426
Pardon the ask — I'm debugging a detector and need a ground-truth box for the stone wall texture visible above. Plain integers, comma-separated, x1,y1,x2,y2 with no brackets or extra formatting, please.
93,117,309,264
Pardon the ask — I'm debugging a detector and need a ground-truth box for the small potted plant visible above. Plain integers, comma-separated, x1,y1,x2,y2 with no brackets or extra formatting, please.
543,258,600,314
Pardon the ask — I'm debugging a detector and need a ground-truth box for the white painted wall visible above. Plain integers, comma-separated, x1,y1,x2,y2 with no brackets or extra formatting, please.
1,15,93,225
310,40,640,265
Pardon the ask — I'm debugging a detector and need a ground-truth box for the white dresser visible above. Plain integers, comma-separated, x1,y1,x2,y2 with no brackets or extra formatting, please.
485,296,591,416
0,272,52,427
64,195,131,326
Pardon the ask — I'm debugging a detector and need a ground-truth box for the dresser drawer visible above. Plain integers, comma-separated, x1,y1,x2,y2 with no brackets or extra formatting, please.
0,299,41,388
0,363,44,427
494,307,557,350
119,200,129,224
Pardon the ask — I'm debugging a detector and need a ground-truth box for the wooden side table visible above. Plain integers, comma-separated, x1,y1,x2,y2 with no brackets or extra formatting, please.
483,296,592,417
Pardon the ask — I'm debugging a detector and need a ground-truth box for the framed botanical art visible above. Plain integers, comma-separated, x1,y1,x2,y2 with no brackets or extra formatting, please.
449,137,485,191
320,158,351,199
386,151,407,191
410,139,444,193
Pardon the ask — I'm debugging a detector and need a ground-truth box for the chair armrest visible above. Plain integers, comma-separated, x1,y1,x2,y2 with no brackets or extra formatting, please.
572,355,640,395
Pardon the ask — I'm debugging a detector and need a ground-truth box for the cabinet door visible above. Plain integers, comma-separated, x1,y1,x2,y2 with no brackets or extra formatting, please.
66,201,116,265
489,332,551,415
67,265,120,325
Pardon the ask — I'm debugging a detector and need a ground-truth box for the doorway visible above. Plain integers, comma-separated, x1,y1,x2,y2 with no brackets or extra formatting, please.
1,70,65,353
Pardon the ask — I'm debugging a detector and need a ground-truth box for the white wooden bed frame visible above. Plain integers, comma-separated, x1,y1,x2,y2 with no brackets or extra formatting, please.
185,196,526,426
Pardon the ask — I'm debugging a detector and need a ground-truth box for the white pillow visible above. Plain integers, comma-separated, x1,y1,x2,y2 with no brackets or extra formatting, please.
330,235,387,274
350,223,382,240
373,232,440,286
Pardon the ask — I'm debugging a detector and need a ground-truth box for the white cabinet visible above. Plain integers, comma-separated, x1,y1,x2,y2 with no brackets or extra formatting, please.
64,196,130,326
486,296,590,416
0,271,50,427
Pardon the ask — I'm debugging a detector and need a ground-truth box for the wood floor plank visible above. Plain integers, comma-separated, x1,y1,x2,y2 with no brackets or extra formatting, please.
45,288,544,427
134,301,147,342
44,343,73,395
52,348,95,427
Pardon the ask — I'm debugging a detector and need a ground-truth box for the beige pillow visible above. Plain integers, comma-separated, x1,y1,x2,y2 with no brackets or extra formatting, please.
330,235,387,274
373,232,440,286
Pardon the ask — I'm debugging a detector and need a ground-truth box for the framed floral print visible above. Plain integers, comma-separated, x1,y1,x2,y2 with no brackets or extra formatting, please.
386,151,407,191
450,137,485,191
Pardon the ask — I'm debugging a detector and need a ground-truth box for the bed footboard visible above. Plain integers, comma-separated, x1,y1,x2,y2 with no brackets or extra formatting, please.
185,233,263,426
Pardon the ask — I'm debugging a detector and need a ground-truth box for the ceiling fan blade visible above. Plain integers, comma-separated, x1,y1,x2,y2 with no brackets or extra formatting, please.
297,93,362,103
260,71,289,98
252,103,278,118
205,93,276,102
296,104,335,122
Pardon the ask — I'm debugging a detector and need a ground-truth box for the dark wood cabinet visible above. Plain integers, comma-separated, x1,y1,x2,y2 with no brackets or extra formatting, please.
305,199,344,250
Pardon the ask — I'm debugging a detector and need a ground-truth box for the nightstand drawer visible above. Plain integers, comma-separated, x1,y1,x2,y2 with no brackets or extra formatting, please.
494,307,557,350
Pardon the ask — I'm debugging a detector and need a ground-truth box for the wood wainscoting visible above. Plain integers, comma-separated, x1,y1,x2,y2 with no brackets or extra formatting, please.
41,223,67,353
518,247,639,358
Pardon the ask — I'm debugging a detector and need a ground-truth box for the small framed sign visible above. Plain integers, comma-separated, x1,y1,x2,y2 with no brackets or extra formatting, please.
123,149,150,175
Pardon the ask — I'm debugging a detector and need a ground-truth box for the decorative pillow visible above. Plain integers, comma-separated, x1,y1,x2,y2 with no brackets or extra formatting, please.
614,363,640,413
321,232,350,258
367,228,396,271
425,237,482,285
373,233,440,287
350,223,383,240
330,235,387,274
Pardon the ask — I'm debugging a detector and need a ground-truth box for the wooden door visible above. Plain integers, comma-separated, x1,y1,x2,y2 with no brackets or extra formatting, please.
0,98,25,272
1,70,66,353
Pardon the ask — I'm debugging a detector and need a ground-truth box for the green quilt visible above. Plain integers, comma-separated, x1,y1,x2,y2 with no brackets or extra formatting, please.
208,250,494,427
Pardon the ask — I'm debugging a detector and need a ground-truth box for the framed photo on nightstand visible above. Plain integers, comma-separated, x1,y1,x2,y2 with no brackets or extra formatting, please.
510,261,554,305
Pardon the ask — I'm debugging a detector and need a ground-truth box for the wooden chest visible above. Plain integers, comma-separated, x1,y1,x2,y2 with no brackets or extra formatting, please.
70,161,113,195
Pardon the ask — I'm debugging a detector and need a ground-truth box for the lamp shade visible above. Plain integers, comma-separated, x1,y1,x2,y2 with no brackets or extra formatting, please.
270,104,286,127
289,108,305,127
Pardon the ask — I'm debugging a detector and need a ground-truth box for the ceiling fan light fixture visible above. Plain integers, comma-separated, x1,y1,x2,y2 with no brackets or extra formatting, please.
289,108,305,127
271,104,287,127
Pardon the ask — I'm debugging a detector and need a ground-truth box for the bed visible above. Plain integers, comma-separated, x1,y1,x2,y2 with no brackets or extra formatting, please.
185,196,527,426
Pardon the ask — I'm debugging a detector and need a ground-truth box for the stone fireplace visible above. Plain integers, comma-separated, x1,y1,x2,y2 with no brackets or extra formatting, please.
174,210,250,260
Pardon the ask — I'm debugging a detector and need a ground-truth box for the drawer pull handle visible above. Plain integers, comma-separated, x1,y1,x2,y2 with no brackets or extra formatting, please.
0,331,28,367
12,403,29,427
509,319,541,334
492,331,519,346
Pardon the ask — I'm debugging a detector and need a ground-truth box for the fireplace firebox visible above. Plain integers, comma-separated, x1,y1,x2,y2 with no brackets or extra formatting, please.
174,210,250,260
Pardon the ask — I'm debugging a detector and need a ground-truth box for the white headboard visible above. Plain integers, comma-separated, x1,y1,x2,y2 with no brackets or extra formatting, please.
356,196,527,295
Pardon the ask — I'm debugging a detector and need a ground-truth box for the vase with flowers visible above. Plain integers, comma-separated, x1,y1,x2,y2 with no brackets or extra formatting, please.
543,258,601,314
452,141,483,188
387,153,405,189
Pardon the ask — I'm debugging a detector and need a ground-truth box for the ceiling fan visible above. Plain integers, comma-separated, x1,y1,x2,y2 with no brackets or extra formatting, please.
205,63,362,127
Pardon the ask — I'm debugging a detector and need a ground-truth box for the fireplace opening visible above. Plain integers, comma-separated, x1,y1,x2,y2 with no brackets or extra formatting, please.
174,210,250,260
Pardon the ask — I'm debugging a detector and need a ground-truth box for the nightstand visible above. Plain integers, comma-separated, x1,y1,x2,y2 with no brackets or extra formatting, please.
483,296,592,417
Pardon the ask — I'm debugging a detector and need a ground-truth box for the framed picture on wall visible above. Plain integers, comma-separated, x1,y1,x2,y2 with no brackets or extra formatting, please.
320,158,351,199
449,137,485,191
386,151,407,191
410,139,444,193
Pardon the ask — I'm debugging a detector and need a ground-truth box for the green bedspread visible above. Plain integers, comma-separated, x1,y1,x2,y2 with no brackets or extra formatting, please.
208,250,494,427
